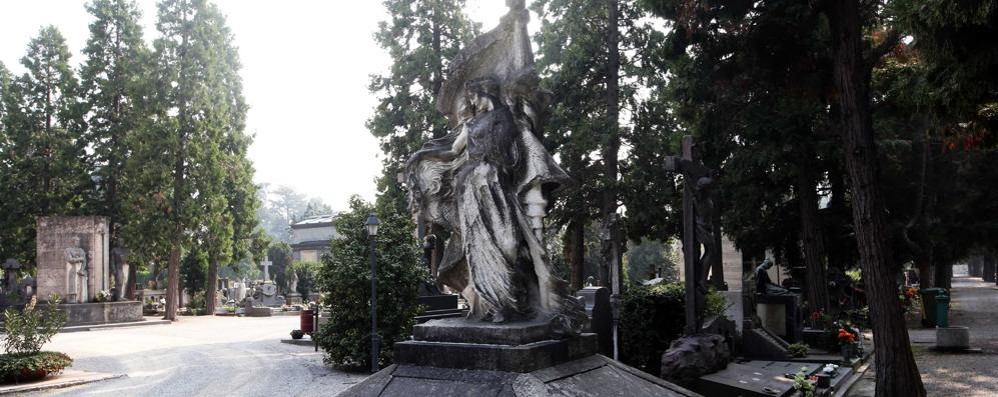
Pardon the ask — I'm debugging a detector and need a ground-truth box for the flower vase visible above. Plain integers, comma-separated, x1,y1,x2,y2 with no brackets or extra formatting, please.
841,345,851,361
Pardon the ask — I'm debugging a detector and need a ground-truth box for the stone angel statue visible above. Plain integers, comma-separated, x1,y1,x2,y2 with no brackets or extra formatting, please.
404,0,585,335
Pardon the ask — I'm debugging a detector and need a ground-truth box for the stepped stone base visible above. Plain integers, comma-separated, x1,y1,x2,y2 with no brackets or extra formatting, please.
341,318,700,396
342,355,700,397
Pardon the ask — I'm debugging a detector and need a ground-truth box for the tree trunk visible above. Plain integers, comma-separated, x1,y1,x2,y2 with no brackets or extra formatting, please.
915,254,933,289
798,166,829,313
601,0,623,295
979,255,995,284
825,1,925,395
126,263,137,300
565,218,585,290
206,255,219,314
166,242,180,321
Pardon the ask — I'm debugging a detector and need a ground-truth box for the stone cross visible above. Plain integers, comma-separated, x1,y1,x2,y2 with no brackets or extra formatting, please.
260,260,272,282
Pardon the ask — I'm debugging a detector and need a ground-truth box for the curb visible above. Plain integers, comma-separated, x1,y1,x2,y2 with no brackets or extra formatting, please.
61,319,172,333
0,371,124,395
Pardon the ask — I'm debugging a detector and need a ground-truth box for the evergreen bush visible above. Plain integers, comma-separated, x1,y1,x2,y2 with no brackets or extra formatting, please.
620,282,726,375
314,197,427,370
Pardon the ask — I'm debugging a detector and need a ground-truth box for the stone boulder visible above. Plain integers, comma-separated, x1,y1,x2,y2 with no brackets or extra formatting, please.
660,333,731,386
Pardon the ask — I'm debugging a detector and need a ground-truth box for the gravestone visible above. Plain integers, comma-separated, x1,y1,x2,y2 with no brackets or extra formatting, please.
36,216,110,303
577,286,613,357
2,259,21,297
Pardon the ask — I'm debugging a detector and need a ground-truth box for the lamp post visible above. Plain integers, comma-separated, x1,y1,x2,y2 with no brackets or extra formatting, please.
365,213,380,373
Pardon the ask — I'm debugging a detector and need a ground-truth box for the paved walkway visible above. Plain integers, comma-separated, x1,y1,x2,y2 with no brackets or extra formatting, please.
848,276,998,396
12,315,368,396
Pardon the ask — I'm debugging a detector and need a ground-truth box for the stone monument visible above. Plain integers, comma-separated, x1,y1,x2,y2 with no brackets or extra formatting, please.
343,2,696,395
35,216,141,325
36,217,109,303
259,260,272,282
658,136,733,385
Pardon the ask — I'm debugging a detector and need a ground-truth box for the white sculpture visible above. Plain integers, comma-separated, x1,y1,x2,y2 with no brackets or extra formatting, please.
64,236,88,303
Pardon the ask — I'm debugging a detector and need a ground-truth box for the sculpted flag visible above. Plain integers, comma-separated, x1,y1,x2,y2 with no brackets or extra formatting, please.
404,0,585,334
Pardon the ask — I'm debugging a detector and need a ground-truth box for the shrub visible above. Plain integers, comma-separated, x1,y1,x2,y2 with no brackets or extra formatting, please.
186,291,206,313
291,329,305,340
620,282,726,375
314,197,427,370
788,343,810,358
0,351,72,383
3,295,67,355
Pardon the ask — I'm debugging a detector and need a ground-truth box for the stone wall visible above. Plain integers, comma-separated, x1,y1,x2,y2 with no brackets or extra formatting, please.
36,216,110,302
61,301,142,326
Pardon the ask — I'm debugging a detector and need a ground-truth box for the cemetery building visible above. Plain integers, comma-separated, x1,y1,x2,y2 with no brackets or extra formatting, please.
289,214,338,262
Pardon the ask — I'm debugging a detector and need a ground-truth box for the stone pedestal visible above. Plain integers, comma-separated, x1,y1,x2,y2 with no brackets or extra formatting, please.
343,317,699,396
937,326,971,350
756,294,803,343
287,292,302,305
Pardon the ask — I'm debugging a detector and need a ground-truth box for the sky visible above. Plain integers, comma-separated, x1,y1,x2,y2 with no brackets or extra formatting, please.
0,0,524,212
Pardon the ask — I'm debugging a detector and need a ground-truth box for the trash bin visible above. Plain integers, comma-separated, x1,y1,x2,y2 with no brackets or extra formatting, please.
919,288,949,328
935,294,950,328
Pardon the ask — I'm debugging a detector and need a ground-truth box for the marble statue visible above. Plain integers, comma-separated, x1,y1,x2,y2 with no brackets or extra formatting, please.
404,0,584,334
289,270,299,295
65,236,88,303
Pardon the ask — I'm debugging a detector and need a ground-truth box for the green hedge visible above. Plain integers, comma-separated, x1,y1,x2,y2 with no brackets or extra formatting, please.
620,282,726,375
0,351,72,383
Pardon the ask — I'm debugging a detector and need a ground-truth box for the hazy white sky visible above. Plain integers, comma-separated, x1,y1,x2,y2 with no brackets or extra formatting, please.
0,0,524,211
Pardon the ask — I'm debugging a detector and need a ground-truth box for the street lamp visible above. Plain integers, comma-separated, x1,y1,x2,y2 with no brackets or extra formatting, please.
365,213,380,373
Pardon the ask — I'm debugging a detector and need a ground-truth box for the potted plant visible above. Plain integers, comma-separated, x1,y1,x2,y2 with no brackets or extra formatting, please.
0,295,72,383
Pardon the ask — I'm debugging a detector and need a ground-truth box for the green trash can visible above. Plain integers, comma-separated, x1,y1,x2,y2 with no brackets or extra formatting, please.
919,288,948,328
935,294,950,328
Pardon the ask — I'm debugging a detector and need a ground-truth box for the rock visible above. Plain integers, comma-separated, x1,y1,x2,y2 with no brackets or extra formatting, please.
660,333,731,386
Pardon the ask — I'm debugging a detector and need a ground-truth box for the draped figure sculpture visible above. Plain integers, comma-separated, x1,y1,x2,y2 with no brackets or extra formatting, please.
404,2,584,334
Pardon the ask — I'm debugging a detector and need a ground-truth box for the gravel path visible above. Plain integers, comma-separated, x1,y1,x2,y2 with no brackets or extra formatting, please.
14,315,368,396
848,276,998,396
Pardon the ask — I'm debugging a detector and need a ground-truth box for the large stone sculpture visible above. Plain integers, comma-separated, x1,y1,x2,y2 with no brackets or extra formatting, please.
404,0,584,334
65,236,88,303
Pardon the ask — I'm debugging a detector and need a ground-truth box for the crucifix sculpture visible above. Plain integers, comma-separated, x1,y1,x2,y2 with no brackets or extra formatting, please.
665,135,723,335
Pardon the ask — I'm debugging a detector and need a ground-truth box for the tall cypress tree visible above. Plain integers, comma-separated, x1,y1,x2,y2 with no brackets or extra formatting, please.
532,0,661,289
80,0,151,298
367,0,479,213
0,27,89,269
128,0,246,320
